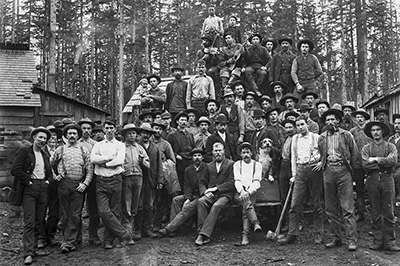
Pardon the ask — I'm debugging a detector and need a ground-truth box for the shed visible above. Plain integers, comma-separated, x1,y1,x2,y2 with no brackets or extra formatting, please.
362,83,400,121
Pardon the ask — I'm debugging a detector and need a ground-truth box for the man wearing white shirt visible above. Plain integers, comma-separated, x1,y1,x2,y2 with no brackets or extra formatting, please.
233,142,262,246
90,120,134,249
279,115,323,245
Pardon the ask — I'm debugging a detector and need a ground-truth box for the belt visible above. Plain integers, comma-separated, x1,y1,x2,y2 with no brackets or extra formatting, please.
369,169,392,176
298,161,319,166
98,174,120,179
327,161,344,167
191,98,207,102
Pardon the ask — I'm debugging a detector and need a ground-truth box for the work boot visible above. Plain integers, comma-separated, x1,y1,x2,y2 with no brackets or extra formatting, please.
254,223,262,232
386,245,400,252
132,231,142,241
236,218,250,246
143,229,157,238
24,255,33,265
369,242,383,250
325,239,342,248
348,241,357,251
278,235,296,245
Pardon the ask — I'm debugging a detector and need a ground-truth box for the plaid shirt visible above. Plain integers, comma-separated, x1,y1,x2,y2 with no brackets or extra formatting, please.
51,143,93,186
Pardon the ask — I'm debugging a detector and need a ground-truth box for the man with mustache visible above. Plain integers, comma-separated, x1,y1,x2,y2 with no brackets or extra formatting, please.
339,103,356,131
362,121,400,252
246,108,280,151
314,108,358,251
194,116,212,150
204,99,220,134
50,124,93,253
165,65,187,117
91,119,134,249
243,91,260,131
278,93,299,122
349,109,372,222
160,111,176,140
159,148,207,237
269,37,297,94
233,142,262,246
195,142,235,245
219,87,245,143
11,127,52,265
374,108,395,141
301,91,319,123
218,33,243,87
186,60,215,113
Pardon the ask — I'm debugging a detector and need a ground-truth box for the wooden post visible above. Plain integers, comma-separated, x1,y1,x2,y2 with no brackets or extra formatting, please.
48,0,58,92
117,0,125,125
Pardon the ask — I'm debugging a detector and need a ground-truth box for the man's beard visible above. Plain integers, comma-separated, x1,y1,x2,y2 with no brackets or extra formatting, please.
327,124,336,132
175,74,181,80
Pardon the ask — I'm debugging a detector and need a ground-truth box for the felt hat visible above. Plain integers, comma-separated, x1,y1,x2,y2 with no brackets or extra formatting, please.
297,39,314,52
171,65,184,72
139,110,156,121
77,117,95,128
279,93,299,106
352,108,370,120
252,109,265,119
278,36,293,45
270,81,287,95
160,111,172,119
281,119,296,127
31,126,52,140
53,119,64,128
204,99,220,111
284,111,300,119
261,37,277,50
46,125,62,139
248,33,263,43
147,74,161,84
184,108,202,120
393,114,400,122
228,14,238,21
196,60,206,67
196,116,211,126
189,147,205,156
223,88,235,98
364,121,390,138
242,90,257,100
265,106,280,117
342,103,356,112
103,118,117,127
237,142,255,155
299,104,313,112
215,114,228,124
320,108,344,124
258,95,272,105
63,123,83,139
315,99,330,109
92,124,104,133
62,117,74,126
374,107,389,116
301,91,319,100
151,119,167,129
174,111,189,123
139,123,156,134
230,80,246,90
121,123,140,136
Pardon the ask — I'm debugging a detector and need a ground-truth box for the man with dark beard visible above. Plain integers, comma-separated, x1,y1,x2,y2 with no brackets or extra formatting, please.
269,37,297,94
165,66,187,117
51,124,93,253
339,103,356,131
314,108,358,251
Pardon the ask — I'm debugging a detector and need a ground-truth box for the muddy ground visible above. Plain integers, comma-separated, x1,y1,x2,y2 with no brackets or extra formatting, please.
1,202,400,266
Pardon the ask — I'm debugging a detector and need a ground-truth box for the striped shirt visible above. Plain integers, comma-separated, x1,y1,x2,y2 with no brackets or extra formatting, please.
327,130,342,162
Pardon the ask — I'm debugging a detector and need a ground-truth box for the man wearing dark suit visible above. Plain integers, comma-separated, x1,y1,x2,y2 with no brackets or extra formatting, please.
204,113,239,163
195,142,235,245
245,108,280,150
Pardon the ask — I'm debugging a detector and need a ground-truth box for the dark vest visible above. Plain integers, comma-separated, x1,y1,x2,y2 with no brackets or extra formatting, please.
220,104,239,134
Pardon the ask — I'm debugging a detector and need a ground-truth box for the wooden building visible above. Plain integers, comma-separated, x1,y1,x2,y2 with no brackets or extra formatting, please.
362,83,400,121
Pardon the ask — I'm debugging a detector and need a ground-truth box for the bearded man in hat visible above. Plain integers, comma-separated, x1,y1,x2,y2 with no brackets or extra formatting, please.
204,99,220,134
195,142,235,246
219,87,245,143
11,127,53,265
205,113,239,163
270,81,286,109
159,148,207,237
234,142,262,246
374,107,395,141
50,124,93,253
362,121,400,252
242,33,272,96
194,116,212,150
291,39,323,97
186,60,216,113
269,37,297,95
350,109,372,222
141,74,166,110
339,103,357,131
136,123,164,239
120,124,150,241
314,108,358,251
219,32,244,87
278,115,323,246
389,114,400,200
165,66,187,116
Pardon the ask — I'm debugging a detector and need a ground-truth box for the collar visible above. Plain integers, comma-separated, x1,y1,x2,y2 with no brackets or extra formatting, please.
125,142,138,147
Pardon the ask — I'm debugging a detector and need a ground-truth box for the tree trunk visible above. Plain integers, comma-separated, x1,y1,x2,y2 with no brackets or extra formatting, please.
355,0,367,103
48,0,57,92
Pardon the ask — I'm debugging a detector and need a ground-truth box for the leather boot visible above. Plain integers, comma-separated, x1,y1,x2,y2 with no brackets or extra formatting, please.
240,218,250,246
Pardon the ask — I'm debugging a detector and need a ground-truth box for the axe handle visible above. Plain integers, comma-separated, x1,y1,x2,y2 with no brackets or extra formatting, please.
274,181,294,235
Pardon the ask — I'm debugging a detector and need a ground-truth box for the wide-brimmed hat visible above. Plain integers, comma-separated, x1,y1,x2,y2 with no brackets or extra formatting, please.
261,38,277,50
92,124,104,133
201,34,213,42
320,108,344,124
46,125,62,139
374,107,389,116
171,65,184,72
103,118,117,127
160,111,172,119
121,123,140,136
63,123,83,139
223,88,235,98
204,99,220,110
53,120,64,128
147,74,161,84
248,33,263,43
174,111,189,123
252,109,265,119
342,103,356,112
151,119,167,130
215,114,228,124
278,36,293,45
258,95,272,105
265,106,280,116
228,14,238,21
315,99,330,109
62,118,74,126
139,123,156,134
139,110,156,121
31,126,52,140
196,116,211,126
237,142,255,155
352,108,370,120
364,121,390,138
242,91,257,100
77,118,95,128
299,104,313,112
270,81,287,95
279,93,299,106
393,114,400,122
297,39,314,52
184,108,201,120
284,111,300,119
189,147,205,156
281,119,296,127
230,80,246,90
301,91,319,100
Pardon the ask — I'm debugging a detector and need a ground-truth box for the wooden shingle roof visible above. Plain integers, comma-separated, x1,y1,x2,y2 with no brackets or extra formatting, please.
0,49,41,107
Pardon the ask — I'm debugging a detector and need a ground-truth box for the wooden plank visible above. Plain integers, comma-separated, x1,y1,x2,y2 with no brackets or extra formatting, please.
1,117,35,125
39,111,71,117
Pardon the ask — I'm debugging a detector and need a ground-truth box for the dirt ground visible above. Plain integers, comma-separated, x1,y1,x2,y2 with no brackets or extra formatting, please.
1,202,400,266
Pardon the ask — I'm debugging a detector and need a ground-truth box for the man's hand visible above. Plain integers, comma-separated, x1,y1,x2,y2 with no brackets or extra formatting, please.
289,176,295,183
268,175,274,182
368,157,378,163
296,83,304,93
76,183,87,193
205,192,214,198
176,155,183,161
183,199,190,209
241,68,246,73
205,187,217,194
54,175,63,181
238,135,244,144
239,190,250,202
156,183,163,190
260,66,267,71
28,181,33,186
312,162,323,172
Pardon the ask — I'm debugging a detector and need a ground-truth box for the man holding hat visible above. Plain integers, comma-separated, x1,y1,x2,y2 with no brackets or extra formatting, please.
234,142,262,246
298,103,319,134
186,60,215,113
141,74,166,111
389,114,400,201
165,65,188,116
120,123,150,241
242,33,272,96
269,36,296,95
136,123,164,238
374,107,395,141
362,121,400,252
50,123,93,253
91,119,134,249
194,116,212,150
11,126,52,265
291,39,323,96
350,109,372,222
314,108,358,251
219,87,245,143
159,148,207,237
